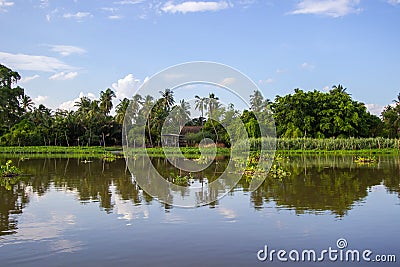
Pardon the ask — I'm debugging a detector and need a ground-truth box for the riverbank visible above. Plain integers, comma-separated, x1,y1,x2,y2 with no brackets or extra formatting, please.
0,144,398,159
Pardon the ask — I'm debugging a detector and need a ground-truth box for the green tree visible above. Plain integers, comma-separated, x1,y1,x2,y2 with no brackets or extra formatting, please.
99,88,116,115
0,64,24,134
250,90,264,113
159,88,175,112
115,98,130,125
172,99,191,127
381,93,400,138
195,95,206,126
21,95,34,113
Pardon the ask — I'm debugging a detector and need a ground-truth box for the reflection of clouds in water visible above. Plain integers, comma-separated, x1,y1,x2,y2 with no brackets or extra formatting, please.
52,239,83,253
16,213,76,241
370,184,385,192
12,213,82,253
163,213,186,224
113,194,149,225
218,206,237,222
9,190,83,253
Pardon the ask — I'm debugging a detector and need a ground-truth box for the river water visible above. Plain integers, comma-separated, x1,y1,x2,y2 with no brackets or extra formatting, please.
0,155,399,266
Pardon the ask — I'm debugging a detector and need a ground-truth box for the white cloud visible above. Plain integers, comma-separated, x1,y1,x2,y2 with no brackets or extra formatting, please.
163,72,185,81
365,104,385,116
0,0,14,12
258,78,273,85
39,0,49,8
290,0,361,18
108,15,123,19
59,92,97,111
322,85,330,92
219,77,236,86
387,0,400,5
114,0,144,4
49,45,86,57
111,74,141,100
161,1,231,14
237,0,257,8
101,7,117,12
34,95,49,105
0,51,75,72
46,8,59,22
20,74,40,84
276,68,286,74
49,71,78,80
301,62,315,70
63,12,93,20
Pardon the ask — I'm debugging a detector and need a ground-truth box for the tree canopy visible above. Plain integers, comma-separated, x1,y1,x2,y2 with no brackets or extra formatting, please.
0,64,397,147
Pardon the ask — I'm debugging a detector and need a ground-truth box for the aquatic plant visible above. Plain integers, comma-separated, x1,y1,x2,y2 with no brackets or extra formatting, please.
268,164,291,181
354,155,376,163
0,160,21,177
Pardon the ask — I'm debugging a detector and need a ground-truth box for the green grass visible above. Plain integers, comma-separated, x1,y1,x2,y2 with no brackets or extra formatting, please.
234,137,400,154
125,147,231,158
0,146,123,159
276,148,398,155
0,146,121,154
0,137,399,159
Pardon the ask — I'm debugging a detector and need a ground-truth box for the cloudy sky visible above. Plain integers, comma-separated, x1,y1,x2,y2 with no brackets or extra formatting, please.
0,0,399,115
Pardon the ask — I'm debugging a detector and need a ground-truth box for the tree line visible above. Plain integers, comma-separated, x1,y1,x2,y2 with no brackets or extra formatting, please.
0,64,399,147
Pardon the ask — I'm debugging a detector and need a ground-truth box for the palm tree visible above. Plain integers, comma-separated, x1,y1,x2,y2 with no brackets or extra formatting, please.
99,88,116,115
74,96,92,112
174,99,191,127
331,84,349,95
206,93,219,120
195,95,206,126
393,93,400,106
206,93,220,142
115,98,130,125
159,88,175,111
21,95,34,113
141,95,154,147
131,94,143,119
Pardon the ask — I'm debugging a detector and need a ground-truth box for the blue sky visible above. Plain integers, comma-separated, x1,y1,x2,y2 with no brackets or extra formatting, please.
0,0,399,115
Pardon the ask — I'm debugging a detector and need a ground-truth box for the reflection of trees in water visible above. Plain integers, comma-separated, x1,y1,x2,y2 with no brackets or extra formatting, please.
0,157,141,235
0,183,29,236
1,155,399,235
130,157,230,207
250,155,400,217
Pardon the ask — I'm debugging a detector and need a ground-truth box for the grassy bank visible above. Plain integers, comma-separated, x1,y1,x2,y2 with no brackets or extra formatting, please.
0,137,399,158
0,146,121,158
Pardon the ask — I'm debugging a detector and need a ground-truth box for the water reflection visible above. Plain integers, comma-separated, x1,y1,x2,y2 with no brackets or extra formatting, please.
250,155,400,216
0,155,399,235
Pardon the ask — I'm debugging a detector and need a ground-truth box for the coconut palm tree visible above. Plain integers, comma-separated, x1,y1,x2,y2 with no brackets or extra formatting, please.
21,95,34,113
331,84,349,95
174,99,191,127
206,93,219,120
159,88,175,112
99,88,116,115
195,95,206,126
206,93,220,142
115,98,130,125
141,95,154,147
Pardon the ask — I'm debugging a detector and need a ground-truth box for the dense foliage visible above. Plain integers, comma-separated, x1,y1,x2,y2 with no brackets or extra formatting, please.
0,64,399,147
